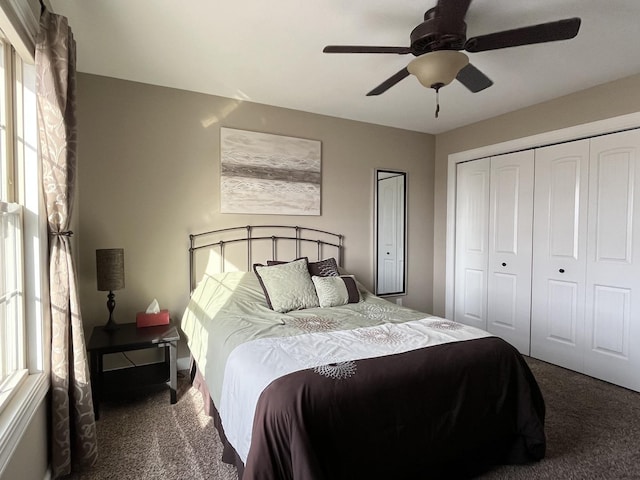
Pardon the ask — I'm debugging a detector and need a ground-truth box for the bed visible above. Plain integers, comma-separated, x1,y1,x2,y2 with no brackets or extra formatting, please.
180,225,546,479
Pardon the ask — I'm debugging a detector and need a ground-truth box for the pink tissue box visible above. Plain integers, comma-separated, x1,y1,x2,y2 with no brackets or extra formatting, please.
136,309,170,328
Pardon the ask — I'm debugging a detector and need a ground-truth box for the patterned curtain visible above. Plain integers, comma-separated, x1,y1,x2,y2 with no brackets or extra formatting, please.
36,10,98,478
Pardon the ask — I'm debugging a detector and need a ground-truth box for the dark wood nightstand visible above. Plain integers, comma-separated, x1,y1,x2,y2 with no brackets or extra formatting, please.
87,322,180,420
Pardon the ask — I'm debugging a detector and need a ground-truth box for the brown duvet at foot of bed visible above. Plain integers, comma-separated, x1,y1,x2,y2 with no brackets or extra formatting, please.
243,336,545,480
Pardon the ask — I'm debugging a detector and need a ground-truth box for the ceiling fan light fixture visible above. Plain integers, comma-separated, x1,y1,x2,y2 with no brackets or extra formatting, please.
407,50,469,90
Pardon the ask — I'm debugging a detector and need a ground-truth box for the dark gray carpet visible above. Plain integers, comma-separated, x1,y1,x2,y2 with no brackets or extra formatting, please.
481,358,640,480
66,358,640,479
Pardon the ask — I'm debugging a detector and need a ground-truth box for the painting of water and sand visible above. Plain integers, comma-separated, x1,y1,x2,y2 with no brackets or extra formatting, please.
220,128,321,215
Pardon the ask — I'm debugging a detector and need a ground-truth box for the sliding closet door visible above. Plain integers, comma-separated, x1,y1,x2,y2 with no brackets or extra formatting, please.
584,129,640,391
486,151,534,354
454,158,490,330
530,140,589,371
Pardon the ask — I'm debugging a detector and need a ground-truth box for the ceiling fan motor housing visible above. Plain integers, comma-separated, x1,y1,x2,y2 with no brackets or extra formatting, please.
410,7,466,55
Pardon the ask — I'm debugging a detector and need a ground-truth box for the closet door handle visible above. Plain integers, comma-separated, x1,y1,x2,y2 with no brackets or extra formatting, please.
501,262,507,267
559,268,565,273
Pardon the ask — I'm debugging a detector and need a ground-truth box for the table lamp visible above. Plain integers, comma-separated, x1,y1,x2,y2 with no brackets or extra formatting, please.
96,248,125,331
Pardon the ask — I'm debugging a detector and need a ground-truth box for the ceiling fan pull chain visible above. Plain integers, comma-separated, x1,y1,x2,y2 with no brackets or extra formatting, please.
435,86,440,118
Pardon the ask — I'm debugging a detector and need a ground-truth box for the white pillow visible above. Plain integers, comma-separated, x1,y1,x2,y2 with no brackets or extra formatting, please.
312,275,361,308
254,258,319,313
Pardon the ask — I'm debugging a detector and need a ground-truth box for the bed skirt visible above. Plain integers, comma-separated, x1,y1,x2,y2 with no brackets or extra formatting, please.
190,359,245,478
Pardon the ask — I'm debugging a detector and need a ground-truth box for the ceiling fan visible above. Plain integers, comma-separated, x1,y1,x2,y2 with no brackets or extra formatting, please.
323,0,581,115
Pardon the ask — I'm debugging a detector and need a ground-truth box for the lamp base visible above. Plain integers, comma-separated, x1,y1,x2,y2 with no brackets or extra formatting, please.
103,290,119,331
103,318,118,331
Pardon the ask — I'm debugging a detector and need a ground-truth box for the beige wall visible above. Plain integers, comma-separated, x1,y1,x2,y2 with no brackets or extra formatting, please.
0,402,47,480
76,73,435,363
432,73,640,316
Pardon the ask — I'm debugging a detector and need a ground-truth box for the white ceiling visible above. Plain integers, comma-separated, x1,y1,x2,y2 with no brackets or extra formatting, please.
50,0,640,134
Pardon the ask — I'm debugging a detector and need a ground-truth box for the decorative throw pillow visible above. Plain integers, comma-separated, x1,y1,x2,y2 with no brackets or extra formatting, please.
266,257,304,267
267,257,340,277
254,258,319,313
308,257,340,277
312,275,361,308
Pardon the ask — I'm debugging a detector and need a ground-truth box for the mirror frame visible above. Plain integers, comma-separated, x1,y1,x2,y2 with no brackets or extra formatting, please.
374,169,407,297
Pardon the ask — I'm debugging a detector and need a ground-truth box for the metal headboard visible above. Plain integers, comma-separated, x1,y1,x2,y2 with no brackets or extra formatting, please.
189,225,344,292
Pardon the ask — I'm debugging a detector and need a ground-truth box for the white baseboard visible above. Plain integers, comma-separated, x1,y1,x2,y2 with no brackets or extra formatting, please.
177,356,190,371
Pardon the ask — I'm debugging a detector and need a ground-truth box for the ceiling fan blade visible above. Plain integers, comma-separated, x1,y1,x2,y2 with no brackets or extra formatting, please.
436,0,472,31
366,68,410,96
323,45,411,54
465,17,581,52
456,63,493,93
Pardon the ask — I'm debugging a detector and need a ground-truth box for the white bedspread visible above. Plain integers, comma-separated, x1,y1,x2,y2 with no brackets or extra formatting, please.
218,317,491,463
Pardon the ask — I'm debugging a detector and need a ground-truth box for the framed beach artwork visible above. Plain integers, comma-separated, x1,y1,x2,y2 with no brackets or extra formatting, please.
220,128,322,215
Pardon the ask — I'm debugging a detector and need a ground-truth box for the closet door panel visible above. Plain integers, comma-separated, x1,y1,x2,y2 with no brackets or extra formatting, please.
591,286,630,356
546,280,579,342
531,140,589,372
585,129,640,391
454,158,490,330
489,273,517,327
487,150,534,354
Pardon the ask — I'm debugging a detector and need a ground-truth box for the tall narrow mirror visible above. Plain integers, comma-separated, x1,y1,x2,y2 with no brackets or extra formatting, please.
375,169,407,296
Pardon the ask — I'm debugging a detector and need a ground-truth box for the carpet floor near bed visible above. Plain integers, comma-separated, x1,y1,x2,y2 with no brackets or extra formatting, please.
65,357,640,480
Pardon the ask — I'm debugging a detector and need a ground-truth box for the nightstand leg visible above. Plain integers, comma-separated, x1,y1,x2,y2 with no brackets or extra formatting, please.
90,351,102,420
169,341,177,404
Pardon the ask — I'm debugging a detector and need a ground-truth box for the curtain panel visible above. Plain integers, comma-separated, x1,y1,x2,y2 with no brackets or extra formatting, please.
36,10,98,478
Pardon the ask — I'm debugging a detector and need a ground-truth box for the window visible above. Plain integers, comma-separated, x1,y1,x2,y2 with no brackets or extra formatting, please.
0,202,26,411
0,38,29,414
0,14,47,473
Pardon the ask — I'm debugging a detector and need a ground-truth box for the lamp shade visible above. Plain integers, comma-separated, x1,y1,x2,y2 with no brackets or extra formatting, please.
407,50,469,89
96,248,125,291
